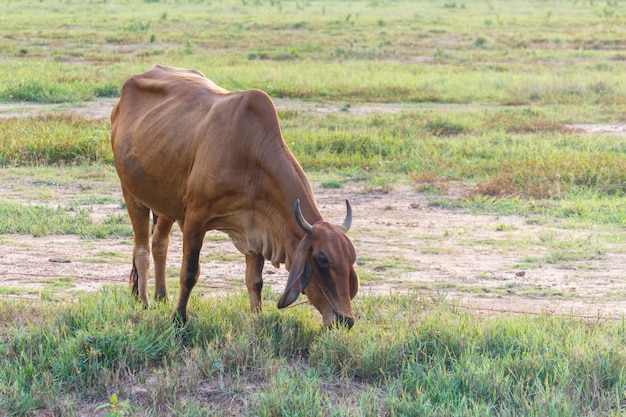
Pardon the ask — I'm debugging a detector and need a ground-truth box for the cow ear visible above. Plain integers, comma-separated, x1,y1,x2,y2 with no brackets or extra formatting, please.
349,268,359,300
278,238,312,309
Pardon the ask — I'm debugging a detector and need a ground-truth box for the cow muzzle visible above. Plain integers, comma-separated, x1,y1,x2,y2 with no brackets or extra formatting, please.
325,311,355,329
334,313,355,329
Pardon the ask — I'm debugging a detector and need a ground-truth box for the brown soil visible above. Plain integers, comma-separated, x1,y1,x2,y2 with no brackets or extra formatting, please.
1,99,625,321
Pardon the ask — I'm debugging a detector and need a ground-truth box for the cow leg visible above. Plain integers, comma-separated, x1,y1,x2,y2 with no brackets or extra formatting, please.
245,253,265,313
174,226,205,324
152,215,173,301
122,188,151,307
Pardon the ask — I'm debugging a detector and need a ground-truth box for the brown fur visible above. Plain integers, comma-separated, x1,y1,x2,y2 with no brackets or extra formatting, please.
110,65,358,327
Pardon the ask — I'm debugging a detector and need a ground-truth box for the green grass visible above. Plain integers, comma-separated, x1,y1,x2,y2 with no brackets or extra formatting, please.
4,108,625,226
0,0,625,225
0,115,111,166
2,0,626,106
438,191,626,227
8,111,626,195
1,288,625,416
0,200,131,238
1,1,626,415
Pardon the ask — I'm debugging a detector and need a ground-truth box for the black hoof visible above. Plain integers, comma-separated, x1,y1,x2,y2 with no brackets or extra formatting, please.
172,310,187,327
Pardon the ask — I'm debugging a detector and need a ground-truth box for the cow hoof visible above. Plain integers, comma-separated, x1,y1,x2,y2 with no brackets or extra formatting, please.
172,310,187,326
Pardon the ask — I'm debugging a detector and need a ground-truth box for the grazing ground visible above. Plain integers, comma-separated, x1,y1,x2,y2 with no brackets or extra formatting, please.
1,100,625,322
2,1,626,414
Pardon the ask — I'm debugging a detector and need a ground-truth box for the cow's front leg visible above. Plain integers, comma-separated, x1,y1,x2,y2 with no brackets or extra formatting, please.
152,215,173,301
174,227,205,324
245,253,265,313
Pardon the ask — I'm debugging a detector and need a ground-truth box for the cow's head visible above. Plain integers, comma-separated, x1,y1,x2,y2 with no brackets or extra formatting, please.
278,199,359,328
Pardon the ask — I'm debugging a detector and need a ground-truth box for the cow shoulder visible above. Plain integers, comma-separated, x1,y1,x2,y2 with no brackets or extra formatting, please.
121,65,224,100
230,89,281,130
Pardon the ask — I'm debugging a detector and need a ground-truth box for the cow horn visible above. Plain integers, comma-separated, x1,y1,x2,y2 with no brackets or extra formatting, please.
342,199,352,231
294,199,314,235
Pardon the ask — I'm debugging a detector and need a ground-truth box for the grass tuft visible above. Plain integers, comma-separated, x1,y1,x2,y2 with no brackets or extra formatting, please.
0,115,112,166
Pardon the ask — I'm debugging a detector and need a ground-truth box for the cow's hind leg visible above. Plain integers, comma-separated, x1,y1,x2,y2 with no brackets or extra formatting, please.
130,212,160,296
174,222,206,324
245,253,264,313
129,260,139,297
152,215,174,301
122,188,151,307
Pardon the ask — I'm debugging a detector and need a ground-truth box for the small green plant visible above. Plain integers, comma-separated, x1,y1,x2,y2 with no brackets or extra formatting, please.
95,394,132,417
321,180,343,189
474,36,487,47
495,223,517,231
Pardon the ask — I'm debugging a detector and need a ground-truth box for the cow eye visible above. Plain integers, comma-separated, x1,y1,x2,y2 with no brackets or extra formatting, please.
317,254,330,268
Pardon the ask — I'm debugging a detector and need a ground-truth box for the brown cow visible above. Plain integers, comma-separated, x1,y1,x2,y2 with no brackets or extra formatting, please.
110,65,359,328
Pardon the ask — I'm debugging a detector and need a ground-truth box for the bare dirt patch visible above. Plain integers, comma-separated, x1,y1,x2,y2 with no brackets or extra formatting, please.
2,171,625,321
569,123,626,136
1,99,625,321
0,98,118,120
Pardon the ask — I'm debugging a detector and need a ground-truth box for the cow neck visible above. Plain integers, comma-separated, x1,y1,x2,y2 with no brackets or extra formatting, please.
253,133,322,268
249,202,310,270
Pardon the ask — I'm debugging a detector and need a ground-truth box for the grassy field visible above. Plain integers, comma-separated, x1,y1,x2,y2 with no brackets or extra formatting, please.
3,109,626,226
2,0,626,107
2,290,626,416
1,0,626,415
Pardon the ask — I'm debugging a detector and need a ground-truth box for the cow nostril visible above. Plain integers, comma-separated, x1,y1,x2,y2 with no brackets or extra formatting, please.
334,314,355,329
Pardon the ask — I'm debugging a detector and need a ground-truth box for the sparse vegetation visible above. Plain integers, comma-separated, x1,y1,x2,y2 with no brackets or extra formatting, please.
2,0,626,415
